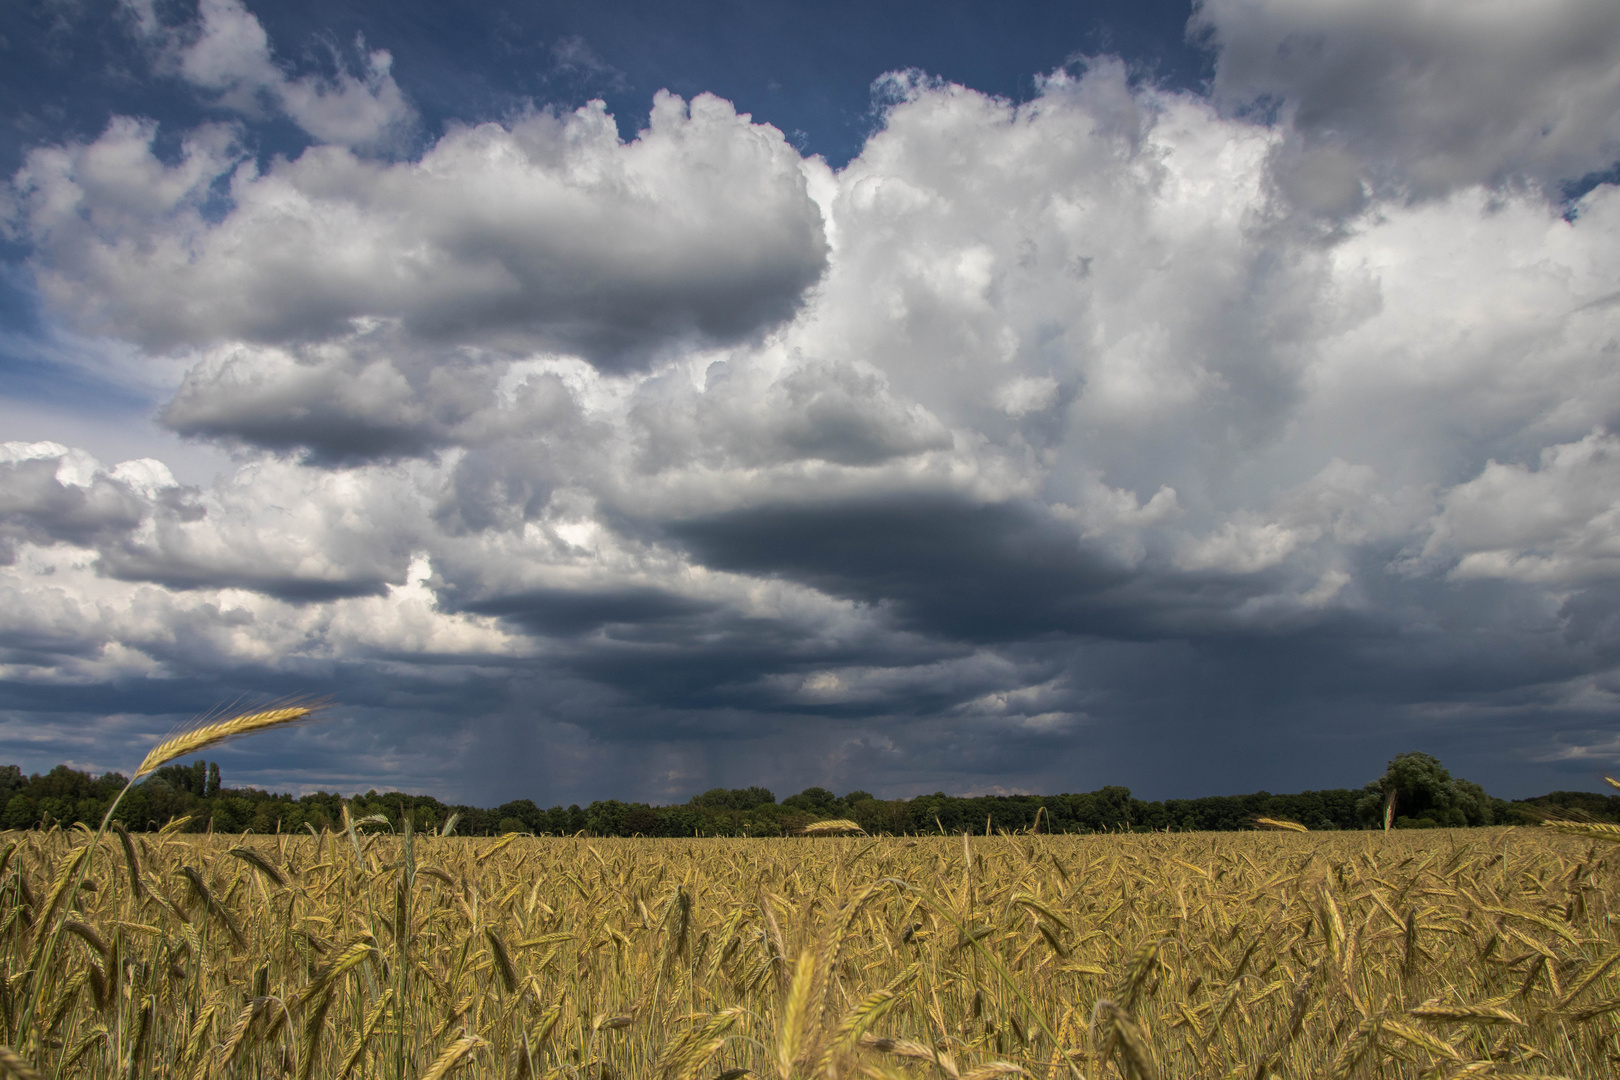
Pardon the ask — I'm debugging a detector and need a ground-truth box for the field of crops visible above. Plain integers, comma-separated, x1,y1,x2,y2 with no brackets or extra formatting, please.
0,822,1615,1080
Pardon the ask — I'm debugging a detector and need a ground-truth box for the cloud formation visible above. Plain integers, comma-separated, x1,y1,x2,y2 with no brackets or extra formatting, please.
13,91,827,374
3,0,1620,802
124,0,414,148
1196,0,1620,198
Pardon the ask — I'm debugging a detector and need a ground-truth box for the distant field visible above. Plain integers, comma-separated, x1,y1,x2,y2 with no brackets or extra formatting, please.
0,826,1609,1078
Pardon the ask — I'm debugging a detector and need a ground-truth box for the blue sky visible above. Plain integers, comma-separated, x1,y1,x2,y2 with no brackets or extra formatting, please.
3,0,1620,807
1,1,1208,173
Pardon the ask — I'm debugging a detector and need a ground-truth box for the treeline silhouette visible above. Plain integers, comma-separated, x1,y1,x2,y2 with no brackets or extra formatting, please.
0,755,1606,836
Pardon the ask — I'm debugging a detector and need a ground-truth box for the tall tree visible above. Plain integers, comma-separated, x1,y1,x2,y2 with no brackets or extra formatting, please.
1357,752,1493,828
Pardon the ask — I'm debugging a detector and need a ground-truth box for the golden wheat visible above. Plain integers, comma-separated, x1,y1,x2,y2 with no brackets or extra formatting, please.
133,705,318,780
0,821,1614,1077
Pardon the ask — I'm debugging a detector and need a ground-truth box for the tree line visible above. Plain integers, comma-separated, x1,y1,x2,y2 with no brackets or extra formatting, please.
0,752,1608,836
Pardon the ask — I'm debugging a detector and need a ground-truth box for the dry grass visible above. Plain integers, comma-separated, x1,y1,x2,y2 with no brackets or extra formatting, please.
0,821,1613,1078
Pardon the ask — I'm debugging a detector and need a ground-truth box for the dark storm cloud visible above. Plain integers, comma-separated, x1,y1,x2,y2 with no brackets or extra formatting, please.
657,495,1139,642
652,493,1310,644
461,585,716,637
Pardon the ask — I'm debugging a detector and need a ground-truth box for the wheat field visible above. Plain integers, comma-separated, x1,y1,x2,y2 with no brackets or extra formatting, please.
0,821,1614,1079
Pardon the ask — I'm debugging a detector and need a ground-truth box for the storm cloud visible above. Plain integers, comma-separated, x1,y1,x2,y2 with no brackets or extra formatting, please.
3,0,1620,804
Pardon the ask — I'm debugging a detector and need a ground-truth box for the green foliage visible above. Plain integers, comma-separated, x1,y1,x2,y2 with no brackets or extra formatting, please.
1512,789,1620,822
1355,751,1494,828
689,786,776,811
0,752,1595,837
781,786,837,812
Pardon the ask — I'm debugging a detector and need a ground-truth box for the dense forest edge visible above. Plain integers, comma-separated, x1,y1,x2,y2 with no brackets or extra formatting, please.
0,751,1610,836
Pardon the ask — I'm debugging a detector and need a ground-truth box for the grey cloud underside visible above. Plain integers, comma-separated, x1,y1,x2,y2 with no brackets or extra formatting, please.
159,346,507,463
395,238,826,370
163,375,448,464
656,496,1150,642
6,0,1620,803
455,586,943,714
0,459,147,558
1195,0,1620,199
101,559,391,601
461,586,717,638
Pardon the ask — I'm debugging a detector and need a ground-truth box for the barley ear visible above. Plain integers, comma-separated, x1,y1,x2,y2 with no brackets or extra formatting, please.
219,1000,262,1071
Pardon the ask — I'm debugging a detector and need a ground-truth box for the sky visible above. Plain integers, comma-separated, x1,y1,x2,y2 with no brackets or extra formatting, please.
3,0,1620,807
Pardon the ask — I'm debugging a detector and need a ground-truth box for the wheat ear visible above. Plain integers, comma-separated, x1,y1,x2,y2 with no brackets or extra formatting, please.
0,1046,43,1080
421,1034,487,1080
135,705,318,779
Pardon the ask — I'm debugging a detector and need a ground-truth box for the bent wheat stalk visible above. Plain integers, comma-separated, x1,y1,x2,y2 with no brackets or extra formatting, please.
15,701,324,1054
1254,817,1308,833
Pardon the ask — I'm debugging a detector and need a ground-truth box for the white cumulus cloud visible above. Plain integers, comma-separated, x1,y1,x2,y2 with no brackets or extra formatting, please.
12,93,827,373
125,0,414,149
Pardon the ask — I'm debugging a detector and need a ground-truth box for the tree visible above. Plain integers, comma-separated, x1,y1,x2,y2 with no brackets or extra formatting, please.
1357,752,1493,828
495,799,543,832
781,787,836,813
839,790,874,813
584,800,630,836
0,766,23,804
622,805,660,835
689,787,775,812
2,793,34,830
